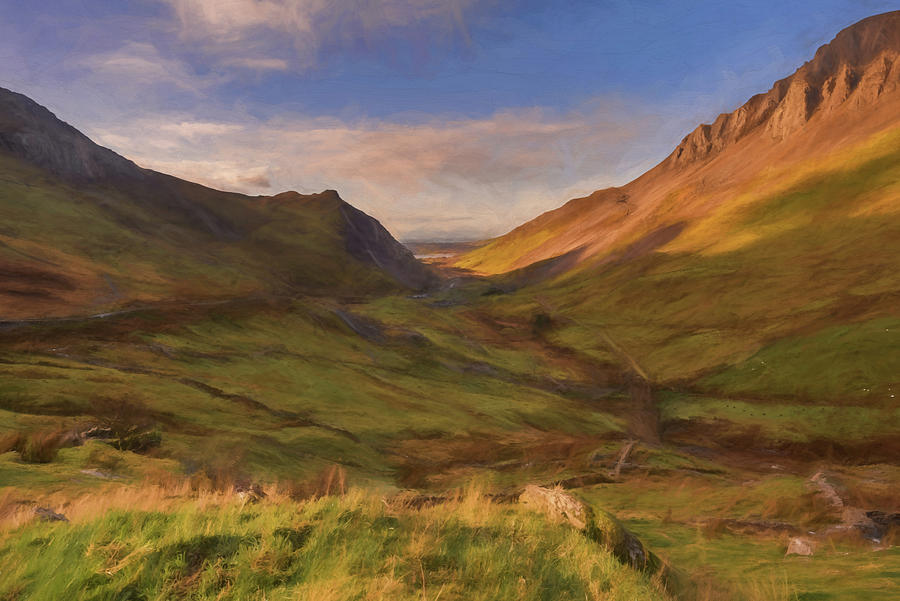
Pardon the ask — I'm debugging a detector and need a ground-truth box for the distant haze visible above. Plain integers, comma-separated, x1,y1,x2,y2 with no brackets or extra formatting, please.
2,0,897,240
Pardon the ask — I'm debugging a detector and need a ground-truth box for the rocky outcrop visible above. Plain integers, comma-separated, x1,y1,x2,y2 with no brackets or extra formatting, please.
667,11,900,167
519,485,654,571
785,537,815,556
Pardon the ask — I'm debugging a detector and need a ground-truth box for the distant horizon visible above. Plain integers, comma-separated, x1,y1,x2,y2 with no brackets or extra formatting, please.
3,1,898,240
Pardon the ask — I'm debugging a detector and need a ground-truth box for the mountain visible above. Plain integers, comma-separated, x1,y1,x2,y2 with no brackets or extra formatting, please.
456,10,900,274
0,87,434,319
454,12,900,407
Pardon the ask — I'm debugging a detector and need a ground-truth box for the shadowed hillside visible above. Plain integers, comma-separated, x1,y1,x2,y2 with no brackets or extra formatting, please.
0,87,434,319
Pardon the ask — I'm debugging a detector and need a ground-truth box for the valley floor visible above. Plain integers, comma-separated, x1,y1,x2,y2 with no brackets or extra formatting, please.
0,279,897,600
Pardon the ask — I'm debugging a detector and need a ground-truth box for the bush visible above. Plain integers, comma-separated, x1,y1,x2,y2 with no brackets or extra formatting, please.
8,430,69,463
90,397,160,452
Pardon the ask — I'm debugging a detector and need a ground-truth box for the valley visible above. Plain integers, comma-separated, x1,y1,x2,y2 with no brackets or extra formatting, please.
1,9,899,601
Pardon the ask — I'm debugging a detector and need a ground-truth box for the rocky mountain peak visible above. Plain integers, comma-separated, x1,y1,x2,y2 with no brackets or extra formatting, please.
666,11,900,168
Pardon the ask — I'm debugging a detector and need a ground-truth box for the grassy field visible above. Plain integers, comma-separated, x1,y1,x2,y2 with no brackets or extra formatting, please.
0,485,669,601
0,294,630,493
1,288,897,600
579,466,900,601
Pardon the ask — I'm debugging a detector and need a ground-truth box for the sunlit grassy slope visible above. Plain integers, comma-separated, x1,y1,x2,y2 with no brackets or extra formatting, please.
0,488,668,601
477,125,900,412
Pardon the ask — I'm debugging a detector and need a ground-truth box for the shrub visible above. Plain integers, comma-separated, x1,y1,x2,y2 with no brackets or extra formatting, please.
89,397,160,452
283,464,347,500
17,430,67,463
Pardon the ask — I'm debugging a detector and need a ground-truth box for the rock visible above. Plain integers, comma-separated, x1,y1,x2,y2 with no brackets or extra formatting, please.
34,507,68,522
866,511,900,531
786,537,815,556
519,485,653,570
0,86,146,181
520,484,589,530
79,469,121,480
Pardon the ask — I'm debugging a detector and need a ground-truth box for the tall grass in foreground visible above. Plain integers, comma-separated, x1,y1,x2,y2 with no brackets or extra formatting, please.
0,485,669,601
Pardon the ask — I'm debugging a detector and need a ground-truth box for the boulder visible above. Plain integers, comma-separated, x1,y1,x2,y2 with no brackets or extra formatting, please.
785,537,815,556
519,485,652,570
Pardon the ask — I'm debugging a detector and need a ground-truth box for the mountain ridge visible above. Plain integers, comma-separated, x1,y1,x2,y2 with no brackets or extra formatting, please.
666,10,900,168
454,10,900,275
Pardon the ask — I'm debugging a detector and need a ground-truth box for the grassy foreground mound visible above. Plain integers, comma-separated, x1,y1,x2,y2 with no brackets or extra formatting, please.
0,486,667,601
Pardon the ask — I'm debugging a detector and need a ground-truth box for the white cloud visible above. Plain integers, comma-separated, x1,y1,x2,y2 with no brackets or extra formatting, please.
79,42,208,93
161,0,482,70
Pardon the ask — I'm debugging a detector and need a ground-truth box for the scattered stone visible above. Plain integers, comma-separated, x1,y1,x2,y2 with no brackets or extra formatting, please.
81,426,115,440
866,511,900,531
786,537,814,556
34,507,67,522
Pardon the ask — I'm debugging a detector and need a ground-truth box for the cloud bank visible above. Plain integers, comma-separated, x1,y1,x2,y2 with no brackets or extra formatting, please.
90,100,660,240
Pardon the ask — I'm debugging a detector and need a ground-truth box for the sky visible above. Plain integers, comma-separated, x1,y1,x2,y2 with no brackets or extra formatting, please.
2,0,898,240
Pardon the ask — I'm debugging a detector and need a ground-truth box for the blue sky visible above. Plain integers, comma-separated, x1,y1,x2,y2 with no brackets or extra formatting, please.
2,0,898,239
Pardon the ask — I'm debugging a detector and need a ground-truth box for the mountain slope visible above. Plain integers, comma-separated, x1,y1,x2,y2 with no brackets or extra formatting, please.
455,10,900,275
457,12,900,414
0,88,434,319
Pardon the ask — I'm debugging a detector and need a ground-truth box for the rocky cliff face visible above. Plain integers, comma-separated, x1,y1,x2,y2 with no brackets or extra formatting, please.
0,87,145,181
339,196,437,291
666,11,900,168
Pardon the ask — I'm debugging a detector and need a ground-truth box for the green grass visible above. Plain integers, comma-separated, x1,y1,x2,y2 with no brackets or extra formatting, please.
464,128,900,441
625,519,899,601
658,391,900,444
0,489,667,601
699,318,900,403
0,296,625,491
579,473,900,601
